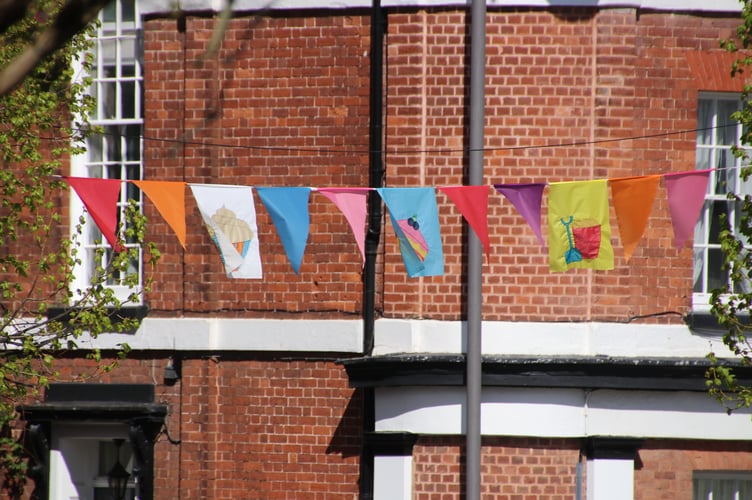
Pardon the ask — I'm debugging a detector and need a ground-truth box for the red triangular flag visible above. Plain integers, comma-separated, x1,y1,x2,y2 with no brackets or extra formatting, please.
64,176,123,252
438,185,490,259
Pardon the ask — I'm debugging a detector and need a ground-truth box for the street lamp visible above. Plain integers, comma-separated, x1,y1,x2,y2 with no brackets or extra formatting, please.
107,439,130,500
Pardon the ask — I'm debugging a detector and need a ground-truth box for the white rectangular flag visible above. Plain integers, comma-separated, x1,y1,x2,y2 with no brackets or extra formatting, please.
189,184,262,279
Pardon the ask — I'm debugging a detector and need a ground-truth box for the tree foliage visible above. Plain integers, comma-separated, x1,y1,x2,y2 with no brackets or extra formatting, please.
0,0,158,490
707,0,752,414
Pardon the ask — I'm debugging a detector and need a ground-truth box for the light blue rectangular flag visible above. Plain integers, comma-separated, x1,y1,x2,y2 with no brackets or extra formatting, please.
377,187,444,277
256,187,311,274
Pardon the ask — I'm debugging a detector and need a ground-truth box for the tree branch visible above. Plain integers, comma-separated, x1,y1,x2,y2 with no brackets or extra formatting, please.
0,0,110,96
0,0,30,34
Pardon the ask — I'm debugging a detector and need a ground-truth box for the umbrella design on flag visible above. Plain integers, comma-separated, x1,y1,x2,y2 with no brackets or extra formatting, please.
209,206,255,268
396,215,428,262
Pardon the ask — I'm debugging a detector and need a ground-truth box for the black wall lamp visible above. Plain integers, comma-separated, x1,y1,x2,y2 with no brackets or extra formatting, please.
107,439,130,500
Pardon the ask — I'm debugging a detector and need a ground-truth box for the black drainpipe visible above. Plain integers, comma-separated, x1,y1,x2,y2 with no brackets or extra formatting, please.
361,1,385,499
363,0,385,356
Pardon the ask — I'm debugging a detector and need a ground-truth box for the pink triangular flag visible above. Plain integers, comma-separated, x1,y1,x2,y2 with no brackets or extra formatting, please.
64,176,123,252
663,169,712,250
317,188,370,265
494,183,546,247
437,185,490,259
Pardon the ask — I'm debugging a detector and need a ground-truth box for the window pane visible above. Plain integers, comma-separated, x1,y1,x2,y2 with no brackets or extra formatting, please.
99,39,117,70
708,200,728,244
713,478,735,500
105,125,122,162
122,62,135,78
716,100,739,146
121,41,137,69
696,147,711,170
121,0,135,22
697,100,713,146
125,125,141,162
739,480,752,498
708,248,728,291
121,81,135,118
693,478,711,500
87,165,103,178
715,150,736,193
87,134,103,163
693,247,706,293
101,1,116,23
107,164,122,181
99,80,117,119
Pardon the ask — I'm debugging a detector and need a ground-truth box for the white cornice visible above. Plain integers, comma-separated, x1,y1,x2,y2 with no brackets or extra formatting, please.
78,317,364,353
373,318,725,359
139,0,742,15
375,386,752,439
69,317,729,359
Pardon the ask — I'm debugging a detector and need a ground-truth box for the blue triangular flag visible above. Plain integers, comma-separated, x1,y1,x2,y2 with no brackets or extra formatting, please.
256,187,311,274
377,187,444,277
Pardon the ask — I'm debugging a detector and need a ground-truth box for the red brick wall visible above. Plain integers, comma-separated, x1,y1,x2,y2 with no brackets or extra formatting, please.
413,437,752,499
143,13,371,317
141,8,743,323
382,8,740,322
42,355,361,499
413,436,583,499
634,439,752,500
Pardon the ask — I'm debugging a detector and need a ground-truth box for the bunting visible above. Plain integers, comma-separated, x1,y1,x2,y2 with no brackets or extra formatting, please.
664,169,712,250
317,188,369,265
438,185,491,260
256,187,312,274
494,183,546,247
609,175,660,262
64,169,714,278
377,187,444,277
64,176,124,252
132,180,187,249
548,179,614,272
189,184,262,279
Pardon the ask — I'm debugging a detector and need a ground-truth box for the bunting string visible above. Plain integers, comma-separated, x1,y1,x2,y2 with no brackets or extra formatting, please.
63,168,715,277
48,123,734,156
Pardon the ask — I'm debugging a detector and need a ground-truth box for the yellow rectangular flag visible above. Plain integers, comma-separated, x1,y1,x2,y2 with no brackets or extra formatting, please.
548,179,614,272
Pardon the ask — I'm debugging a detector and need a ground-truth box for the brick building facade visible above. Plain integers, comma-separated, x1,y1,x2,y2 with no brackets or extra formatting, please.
12,0,752,499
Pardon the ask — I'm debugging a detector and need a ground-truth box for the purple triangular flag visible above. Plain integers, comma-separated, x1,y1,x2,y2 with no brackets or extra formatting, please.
494,183,546,247
663,169,712,250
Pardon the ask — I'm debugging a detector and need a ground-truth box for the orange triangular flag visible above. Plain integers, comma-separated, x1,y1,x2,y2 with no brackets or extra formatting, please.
609,175,661,262
132,180,187,249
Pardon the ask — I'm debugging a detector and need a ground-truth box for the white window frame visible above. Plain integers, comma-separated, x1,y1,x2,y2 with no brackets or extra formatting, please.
70,0,144,304
693,92,752,310
693,471,752,500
